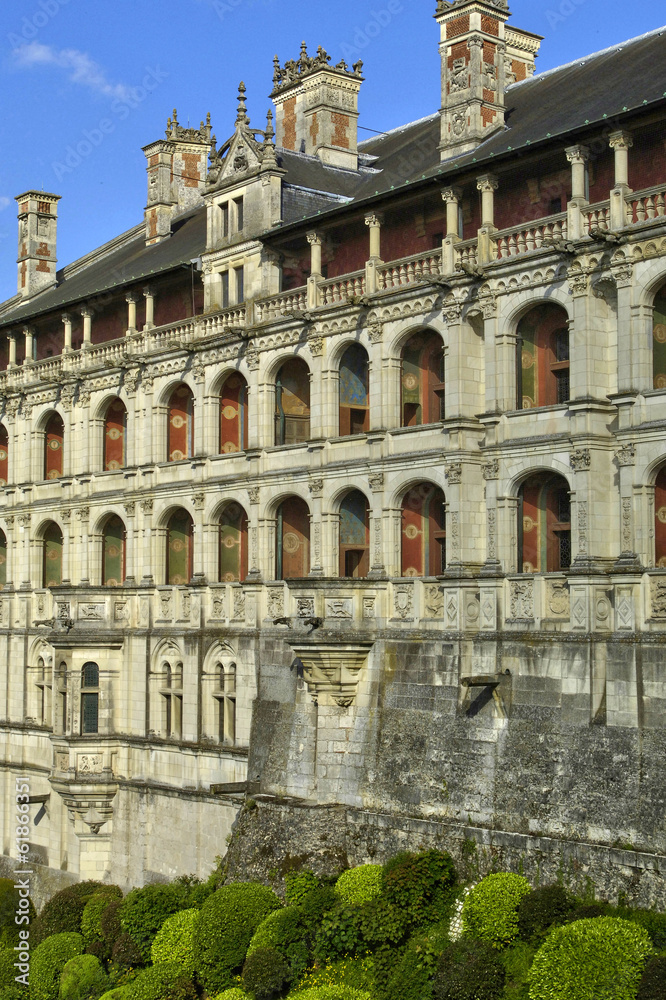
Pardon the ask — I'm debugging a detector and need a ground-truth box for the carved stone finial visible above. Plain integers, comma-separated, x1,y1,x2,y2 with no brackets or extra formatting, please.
236,82,249,126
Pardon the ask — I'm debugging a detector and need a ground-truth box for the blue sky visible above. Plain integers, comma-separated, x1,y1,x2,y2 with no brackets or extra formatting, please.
0,0,661,305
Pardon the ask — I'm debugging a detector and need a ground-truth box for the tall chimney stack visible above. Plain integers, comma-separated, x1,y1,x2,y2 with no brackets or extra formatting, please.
271,43,364,170
15,191,60,299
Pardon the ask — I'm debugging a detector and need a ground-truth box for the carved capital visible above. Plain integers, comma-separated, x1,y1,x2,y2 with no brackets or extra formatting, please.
615,444,636,467
308,478,323,498
565,144,590,164
125,292,139,304
476,173,499,194
482,459,499,481
306,231,322,246
445,461,463,484
248,487,260,505
609,129,633,151
441,186,462,204
368,473,384,492
364,212,383,228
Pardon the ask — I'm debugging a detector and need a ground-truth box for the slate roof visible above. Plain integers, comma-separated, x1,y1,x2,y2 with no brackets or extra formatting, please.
1,23,664,327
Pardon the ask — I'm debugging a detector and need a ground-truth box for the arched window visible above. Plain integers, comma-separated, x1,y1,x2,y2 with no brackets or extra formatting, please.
166,510,193,585
102,515,126,586
103,399,127,470
0,425,8,486
44,413,64,480
401,331,445,427
214,661,236,744
276,497,310,579
275,359,310,445
220,373,248,453
654,466,666,566
167,385,194,461
401,483,446,577
81,661,99,735
158,660,182,739
0,529,6,589
339,344,369,436
219,502,248,582
339,490,370,578
518,473,571,573
43,522,63,587
653,284,666,389
517,305,570,409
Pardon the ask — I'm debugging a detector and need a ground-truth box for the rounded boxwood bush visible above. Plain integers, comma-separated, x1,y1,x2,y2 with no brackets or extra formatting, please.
637,955,666,999
100,900,123,951
432,939,505,1000
0,879,36,948
150,907,198,973
242,946,290,999
58,953,109,1000
124,962,197,1000
517,884,573,942
383,850,457,928
298,886,338,945
81,889,123,950
462,873,531,949
110,932,143,970
529,917,653,1000
193,881,282,995
247,906,309,981
31,932,83,1000
119,883,188,963
335,866,383,906
0,987,29,1000
285,871,319,907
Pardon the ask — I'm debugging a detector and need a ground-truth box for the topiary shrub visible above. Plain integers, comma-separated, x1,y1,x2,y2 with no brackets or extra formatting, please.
462,873,531,950
31,932,83,1000
119,883,188,963
193,881,282,995
0,988,29,1000
150,908,198,974
314,903,363,964
110,932,143,970
173,873,213,910
517,884,573,942
0,879,36,948
335,866,383,906
33,882,111,946
285,871,320,907
58,953,109,1000
637,955,666,999
242,946,290,999
619,909,666,951
298,886,338,947
98,990,132,1000
0,947,18,989
247,906,309,981
432,938,505,1000
568,900,611,921
500,941,535,1000
295,954,375,996
81,889,123,950
100,900,123,952
529,917,653,1000
383,850,457,928
125,962,197,1000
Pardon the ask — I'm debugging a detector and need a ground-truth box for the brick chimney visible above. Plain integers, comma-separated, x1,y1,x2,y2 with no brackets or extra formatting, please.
15,191,61,299
436,0,541,159
143,110,214,246
271,43,364,170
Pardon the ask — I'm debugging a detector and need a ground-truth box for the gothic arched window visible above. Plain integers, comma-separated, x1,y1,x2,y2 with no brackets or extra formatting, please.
518,473,571,573
219,373,248,453
339,344,369,436
103,398,127,470
401,331,444,427
401,483,446,577
517,305,570,409
167,385,194,461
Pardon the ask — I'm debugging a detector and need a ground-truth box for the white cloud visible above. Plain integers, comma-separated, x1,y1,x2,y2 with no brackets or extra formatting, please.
0,198,10,212
12,42,132,102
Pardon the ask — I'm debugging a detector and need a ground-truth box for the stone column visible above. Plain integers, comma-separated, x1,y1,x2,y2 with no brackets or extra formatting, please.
613,444,641,571
22,326,34,365
143,286,155,330
364,213,383,293
565,145,590,239
61,314,72,354
441,187,461,275
80,308,93,349
306,232,322,310
139,501,155,586
368,478,386,577
481,460,502,574
191,500,206,585
609,130,633,230
126,293,139,335
496,496,519,574
476,174,498,265
7,334,16,368
123,503,137,584
308,485,323,578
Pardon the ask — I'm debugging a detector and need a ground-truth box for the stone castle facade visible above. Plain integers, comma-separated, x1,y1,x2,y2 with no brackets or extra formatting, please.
1,0,666,904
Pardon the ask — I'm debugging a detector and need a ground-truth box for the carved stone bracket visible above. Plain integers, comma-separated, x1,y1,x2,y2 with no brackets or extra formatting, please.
289,642,372,707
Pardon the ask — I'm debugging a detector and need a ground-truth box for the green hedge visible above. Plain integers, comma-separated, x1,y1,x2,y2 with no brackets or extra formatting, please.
247,906,309,981
150,908,198,974
285,872,320,907
462,873,531,949
33,883,109,945
124,962,197,1000
81,889,123,950
291,988,371,1000
243,945,291,999
58,953,109,1000
516,884,572,943
119,884,188,963
31,932,83,1000
193,882,282,995
0,947,17,989
335,866,383,905
210,990,248,1000
314,903,363,964
637,955,666,999
529,917,653,1000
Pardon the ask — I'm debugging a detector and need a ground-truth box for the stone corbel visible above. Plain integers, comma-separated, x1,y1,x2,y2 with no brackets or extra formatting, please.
289,642,373,707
